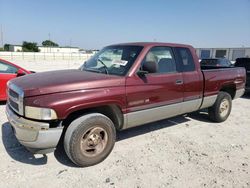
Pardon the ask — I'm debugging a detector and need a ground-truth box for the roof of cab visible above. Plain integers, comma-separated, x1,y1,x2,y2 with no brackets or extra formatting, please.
107,42,194,49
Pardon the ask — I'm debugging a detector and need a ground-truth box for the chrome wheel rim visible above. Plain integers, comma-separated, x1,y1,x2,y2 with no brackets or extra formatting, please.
80,127,108,157
219,99,230,117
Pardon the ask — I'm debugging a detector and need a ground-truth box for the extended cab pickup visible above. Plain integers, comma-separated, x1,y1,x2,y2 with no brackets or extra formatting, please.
6,42,246,167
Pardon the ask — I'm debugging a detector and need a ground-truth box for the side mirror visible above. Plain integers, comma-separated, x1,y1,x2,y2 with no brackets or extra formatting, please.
16,69,26,77
137,70,148,77
141,60,158,74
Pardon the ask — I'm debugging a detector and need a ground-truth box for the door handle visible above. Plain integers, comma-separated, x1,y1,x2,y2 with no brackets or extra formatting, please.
176,80,183,85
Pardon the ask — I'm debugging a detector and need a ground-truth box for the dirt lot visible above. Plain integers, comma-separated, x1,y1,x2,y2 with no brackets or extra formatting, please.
0,95,250,188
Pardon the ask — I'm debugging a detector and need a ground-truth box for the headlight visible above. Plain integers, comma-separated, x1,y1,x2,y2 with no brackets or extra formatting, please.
25,106,57,120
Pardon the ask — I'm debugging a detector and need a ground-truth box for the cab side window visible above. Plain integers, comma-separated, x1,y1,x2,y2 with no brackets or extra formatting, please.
175,48,195,72
141,47,176,74
0,61,18,74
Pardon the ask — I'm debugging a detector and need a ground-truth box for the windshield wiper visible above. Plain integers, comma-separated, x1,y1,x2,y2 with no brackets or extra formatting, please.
97,58,109,74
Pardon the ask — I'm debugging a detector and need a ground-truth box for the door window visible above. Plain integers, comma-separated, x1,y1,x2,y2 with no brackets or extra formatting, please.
0,61,18,74
175,48,195,72
215,50,227,58
200,50,211,59
141,47,176,74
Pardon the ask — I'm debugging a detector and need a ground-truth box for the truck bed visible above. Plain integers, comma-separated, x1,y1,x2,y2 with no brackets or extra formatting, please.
201,66,246,98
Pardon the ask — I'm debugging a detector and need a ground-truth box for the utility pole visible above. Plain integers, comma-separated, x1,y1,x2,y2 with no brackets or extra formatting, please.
70,38,72,53
0,24,3,48
48,32,51,52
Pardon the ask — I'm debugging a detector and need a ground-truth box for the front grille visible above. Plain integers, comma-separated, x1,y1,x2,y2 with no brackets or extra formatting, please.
7,83,24,116
9,97,19,111
9,89,19,100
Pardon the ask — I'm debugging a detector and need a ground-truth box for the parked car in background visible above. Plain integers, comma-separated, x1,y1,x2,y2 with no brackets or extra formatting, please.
200,58,232,67
0,58,31,101
234,58,250,92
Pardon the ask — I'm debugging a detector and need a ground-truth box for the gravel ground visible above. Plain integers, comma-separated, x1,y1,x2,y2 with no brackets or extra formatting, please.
0,95,250,188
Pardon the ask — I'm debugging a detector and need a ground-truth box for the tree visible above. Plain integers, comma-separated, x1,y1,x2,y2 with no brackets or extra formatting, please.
42,40,59,47
22,41,39,52
4,44,10,51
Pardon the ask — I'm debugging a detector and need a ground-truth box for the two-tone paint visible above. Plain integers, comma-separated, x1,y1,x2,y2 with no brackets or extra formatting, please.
6,42,246,153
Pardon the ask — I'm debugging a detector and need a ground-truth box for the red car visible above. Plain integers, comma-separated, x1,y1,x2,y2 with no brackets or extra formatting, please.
0,58,31,101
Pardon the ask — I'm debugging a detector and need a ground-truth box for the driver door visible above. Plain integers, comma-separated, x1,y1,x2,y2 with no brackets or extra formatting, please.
125,46,184,128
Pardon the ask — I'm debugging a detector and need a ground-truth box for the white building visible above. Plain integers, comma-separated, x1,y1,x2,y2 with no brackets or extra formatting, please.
38,46,80,53
196,47,250,61
8,45,80,53
9,45,22,52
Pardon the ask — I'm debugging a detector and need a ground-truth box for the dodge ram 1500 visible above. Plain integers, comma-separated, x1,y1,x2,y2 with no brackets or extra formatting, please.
6,42,246,167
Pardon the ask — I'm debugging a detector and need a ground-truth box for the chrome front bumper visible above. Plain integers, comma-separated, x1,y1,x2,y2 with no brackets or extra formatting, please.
6,105,63,153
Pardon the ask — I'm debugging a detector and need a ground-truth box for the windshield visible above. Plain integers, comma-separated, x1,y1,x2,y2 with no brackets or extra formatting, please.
80,45,143,76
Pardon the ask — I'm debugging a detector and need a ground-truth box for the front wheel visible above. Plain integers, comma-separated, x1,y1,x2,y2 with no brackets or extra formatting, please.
208,91,232,122
64,113,116,167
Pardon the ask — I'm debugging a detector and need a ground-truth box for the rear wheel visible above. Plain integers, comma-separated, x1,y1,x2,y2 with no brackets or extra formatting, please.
64,113,116,167
208,91,232,122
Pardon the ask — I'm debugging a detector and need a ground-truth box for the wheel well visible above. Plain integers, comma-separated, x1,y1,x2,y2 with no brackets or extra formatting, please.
62,105,124,130
220,85,236,99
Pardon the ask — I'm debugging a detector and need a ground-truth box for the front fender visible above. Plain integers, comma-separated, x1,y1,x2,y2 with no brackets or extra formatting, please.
24,87,126,119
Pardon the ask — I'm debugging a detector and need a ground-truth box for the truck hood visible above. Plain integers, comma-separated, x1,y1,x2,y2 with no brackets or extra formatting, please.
11,69,125,97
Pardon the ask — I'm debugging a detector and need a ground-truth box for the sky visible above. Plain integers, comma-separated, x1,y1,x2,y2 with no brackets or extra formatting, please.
0,0,250,49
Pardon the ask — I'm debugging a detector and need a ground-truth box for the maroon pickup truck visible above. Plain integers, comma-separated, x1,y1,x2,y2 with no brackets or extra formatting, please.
6,42,246,167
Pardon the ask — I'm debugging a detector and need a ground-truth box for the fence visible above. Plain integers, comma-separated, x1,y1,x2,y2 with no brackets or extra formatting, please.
0,52,95,72
0,51,94,61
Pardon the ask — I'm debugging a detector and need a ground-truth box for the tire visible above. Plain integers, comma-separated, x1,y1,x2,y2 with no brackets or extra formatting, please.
208,91,232,122
64,113,116,167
